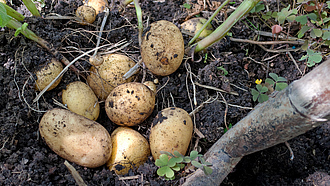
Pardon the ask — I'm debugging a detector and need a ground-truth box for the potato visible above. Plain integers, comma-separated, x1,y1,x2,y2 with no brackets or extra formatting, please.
39,108,112,168
62,81,100,121
35,58,63,91
87,0,108,15
76,5,96,25
105,82,155,126
107,127,150,175
181,17,214,39
87,54,137,100
149,107,193,160
141,20,184,76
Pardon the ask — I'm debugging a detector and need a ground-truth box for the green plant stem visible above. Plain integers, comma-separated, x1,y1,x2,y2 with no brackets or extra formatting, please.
122,0,133,6
0,2,25,21
22,0,41,17
133,0,143,46
188,0,230,45
7,18,79,72
194,0,260,53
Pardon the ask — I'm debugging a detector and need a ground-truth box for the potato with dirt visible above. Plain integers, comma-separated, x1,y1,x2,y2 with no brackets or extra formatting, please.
181,17,214,39
105,82,155,126
76,5,96,25
62,81,100,121
39,108,112,168
149,107,193,160
107,127,150,175
141,20,184,76
34,58,63,91
87,54,137,100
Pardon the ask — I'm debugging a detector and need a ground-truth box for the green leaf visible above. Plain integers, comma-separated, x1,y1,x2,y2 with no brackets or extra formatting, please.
311,29,322,38
276,77,287,82
302,40,309,50
173,151,182,157
14,22,28,37
256,84,268,93
322,31,330,40
159,154,169,164
183,3,191,9
265,78,275,86
157,166,174,178
203,166,213,175
299,55,308,61
275,82,288,91
296,15,308,25
250,2,264,13
262,11,272,20
307,13,317,21
251,89,259,101
258,94,269,103
191,160,202,168
269,73,278,81
160,151,173,157
190,151,198,160
327,1,330,8
287,15,296,22
171,165,181,171
203,161,213,166
0,3,12,28
298,26,311,38
168,158,177,167
183,156,191,163
171,156,183,164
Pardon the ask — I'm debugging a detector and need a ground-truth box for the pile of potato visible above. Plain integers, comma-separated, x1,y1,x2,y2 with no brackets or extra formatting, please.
36,19,201,175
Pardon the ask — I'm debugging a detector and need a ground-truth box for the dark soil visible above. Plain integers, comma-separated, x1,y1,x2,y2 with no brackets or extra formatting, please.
0,0,329,185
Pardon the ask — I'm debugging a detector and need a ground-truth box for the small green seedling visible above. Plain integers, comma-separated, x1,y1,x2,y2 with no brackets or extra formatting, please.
224,123,233,133
251,73,288,103
299,48,322,67
217,66,228,76
155,150,212,180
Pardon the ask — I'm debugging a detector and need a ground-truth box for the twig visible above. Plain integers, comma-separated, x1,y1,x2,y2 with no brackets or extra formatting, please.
230,37,305,45
64,161,87,186
287,51,303,76
257,44,300,53
217,92,228,129
194,82,239,96
284,141,295,161
93,7,110,57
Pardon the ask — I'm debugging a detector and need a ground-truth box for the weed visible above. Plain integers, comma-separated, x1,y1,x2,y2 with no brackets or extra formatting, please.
155,150,212,180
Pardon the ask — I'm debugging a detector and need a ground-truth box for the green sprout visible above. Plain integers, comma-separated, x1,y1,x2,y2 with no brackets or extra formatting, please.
217,66,228,76
155,151,212,180
183,3,191,9
251,83,269,103
224,123,232,133
23,0,40,17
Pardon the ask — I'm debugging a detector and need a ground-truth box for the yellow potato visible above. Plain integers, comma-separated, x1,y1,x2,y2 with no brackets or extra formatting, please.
149,107,193,160
62,81,100,121
107,127,150,175
87,54,137,100
35,58,63,91
87,0,108,15
39,108,112,168
181,17,214,39
105,82,155,126
76,5,96,25
141,20,184,76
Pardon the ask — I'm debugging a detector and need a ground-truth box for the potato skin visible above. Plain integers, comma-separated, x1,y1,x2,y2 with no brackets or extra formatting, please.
105,82,155,126
76,5,96,25
62,81,100,121
181,17,214,39
87,54,137,100
87,0,108,15
35,58,63,91
39,108,112,168
107,127,150,175
149,107,193,160
141,20,184,76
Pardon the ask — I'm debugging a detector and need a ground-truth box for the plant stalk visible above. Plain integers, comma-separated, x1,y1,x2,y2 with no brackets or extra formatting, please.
133,0,143,46
1,2,25,21
22,0,41,17
194,0,260,53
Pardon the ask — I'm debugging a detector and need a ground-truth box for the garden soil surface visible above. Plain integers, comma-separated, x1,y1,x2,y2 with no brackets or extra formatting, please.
0,0,329,185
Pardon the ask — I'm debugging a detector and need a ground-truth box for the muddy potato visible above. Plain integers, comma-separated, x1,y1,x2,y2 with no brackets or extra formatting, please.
87,0,108,15
149,107,193,160
107,127,150,175
76,5,96,25
35,58,63,91
39,108,112,168
181,17,214,39
105,82,155,126
141,20,184,76
62,81,100,121
87,54,137,100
